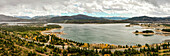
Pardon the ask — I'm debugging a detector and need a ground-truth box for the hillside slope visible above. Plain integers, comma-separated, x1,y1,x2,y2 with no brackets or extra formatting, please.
127,16,170,23
47,14,126,23
0,15,31,22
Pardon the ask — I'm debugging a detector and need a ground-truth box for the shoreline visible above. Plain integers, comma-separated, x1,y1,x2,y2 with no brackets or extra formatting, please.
40,25,169,49
131,24,170,36
41,26,64,35
133,32,155,35
47,23,130,25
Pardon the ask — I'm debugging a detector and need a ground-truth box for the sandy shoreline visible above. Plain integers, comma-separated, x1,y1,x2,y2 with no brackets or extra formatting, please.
41,26,64,35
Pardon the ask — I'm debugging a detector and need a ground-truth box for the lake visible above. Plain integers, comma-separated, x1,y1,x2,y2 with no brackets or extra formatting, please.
55,23,170,45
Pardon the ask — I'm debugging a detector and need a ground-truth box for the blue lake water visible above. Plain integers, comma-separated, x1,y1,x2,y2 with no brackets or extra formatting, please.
55,24,170,45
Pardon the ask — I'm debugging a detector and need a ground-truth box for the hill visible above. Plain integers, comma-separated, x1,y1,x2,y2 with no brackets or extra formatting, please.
6,14,170,23
0,15,34,22
101,17,128,20
127,16,170,23
47,14,126,23
0,15,20,22
32,15,57,19
15,16,32,19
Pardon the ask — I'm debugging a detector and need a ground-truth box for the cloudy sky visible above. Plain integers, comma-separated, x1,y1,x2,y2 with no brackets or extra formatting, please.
0,0,170,17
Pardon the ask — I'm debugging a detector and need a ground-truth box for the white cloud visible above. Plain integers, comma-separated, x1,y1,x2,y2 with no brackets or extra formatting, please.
0,0,169,17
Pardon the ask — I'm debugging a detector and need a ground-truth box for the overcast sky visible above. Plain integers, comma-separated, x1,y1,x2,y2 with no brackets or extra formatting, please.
0,0,170,17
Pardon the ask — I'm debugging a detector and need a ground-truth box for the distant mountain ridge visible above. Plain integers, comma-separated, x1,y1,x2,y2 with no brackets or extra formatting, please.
0,15,30,22
15,15,57,19
47,14,107,23
101,17,128,20
51,14,107,20
15,15,128,20
1,14,170,23
32,15,57,19
126,16,170,23
15,16,32,19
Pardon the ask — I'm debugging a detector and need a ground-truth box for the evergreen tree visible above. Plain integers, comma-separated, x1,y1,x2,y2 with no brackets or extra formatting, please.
63,50,67,56
145,43,149,47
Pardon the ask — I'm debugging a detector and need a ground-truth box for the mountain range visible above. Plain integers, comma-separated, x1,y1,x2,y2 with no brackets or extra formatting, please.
15,16,32,19
0,15,30,22
127,16,170,23
0,14,170,23
101,17,128,20
15,15,128,20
